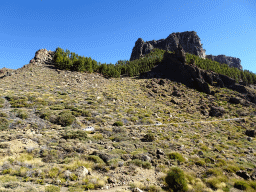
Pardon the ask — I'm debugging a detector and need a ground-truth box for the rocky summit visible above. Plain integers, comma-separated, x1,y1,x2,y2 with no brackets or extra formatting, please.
206,54,243,70
130,31,206,61
130,31,243,71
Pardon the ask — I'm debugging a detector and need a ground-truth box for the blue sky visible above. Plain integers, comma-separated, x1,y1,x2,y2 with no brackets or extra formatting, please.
1,0,256,73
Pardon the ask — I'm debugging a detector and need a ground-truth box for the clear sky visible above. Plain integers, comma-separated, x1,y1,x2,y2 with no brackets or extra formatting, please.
1,0,255,73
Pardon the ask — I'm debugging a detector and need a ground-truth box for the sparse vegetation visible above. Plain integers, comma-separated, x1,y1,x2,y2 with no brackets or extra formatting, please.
0,46,256,191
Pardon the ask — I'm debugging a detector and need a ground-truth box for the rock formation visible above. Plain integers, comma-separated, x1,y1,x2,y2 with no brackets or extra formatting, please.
206,54,242,70
140,46,256,105
130,31,206,61
29,48,55,66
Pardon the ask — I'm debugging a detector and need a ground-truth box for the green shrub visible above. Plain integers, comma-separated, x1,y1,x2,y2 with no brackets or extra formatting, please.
62,130,87,140
113,121,123,126
205,177,223,190
86,183,95,190
205,168,223,177
92,133,104,140
2,168,12,174
0,97,5,107
195,160,206,166
72,108,91,117
16,109,28,119
168,152,185,162
234,180,249,190
72,111,82,117
0,112,8,117
143,133,155,142
165,167,188,192
250,181,256,190
129,159,151,169
37,109,52,120
58,111,75,126
0,117,9,130
88,155,105,164
70,173,78,181
49,105,65,110
48,167,59,178
142,161,151,169
224,165,240,173
45,185,60,192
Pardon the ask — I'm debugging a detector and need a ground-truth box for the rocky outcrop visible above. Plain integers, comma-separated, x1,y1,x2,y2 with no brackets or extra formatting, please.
140,46,256,105
29,48,55,66
130,31,206,61
0,67,15,78
206,54,242,70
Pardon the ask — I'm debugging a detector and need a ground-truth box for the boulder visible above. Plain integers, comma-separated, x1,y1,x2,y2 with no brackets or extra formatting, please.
218,74,236,87
130,31,206,61
133,188,144,192
251,170,256,180
212,74,224,87
236,170,250,180
139,154,151,162
247,94,256,104
75,166,89,178
202,71,213,85
194,78,211,94
209,106,225,117
245,129,255,137
229,97,243,104
174,44,186,63
156,149,165,155
64,170,72,179
230,84,248,94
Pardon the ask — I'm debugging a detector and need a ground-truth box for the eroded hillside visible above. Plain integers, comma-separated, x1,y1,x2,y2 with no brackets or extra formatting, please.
0,63,255,192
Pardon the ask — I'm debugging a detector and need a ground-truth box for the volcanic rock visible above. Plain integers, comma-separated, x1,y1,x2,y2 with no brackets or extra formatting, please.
245,129,255,137
130,31,206,61
29,48,55,66
206,54,242,70
209,106,226,117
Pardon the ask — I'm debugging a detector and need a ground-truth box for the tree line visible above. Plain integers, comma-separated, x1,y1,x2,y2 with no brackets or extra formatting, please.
52,47,256,85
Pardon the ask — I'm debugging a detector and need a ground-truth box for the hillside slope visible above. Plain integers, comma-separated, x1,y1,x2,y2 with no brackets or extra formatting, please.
0,61,255,191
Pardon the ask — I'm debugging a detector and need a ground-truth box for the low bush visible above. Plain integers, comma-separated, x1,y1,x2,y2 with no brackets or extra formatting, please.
49,105,65,110
58,111,75,126
45,185,60,192
129,159,151,169
88,155,105,164
113,121,123,126
234,180,249,190
62,130,87,140
143,133,155,142
165,167,188,192
0,112,8,117
168,152,185,162
16,109,28,119
0,117,9,130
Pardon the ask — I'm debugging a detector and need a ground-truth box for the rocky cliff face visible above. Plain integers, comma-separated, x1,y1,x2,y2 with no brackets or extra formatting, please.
206,54,242,70
130,31,206,61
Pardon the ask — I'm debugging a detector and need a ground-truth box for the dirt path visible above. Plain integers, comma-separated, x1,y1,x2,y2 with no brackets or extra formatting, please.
102,116,250,129
88,185,131,192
